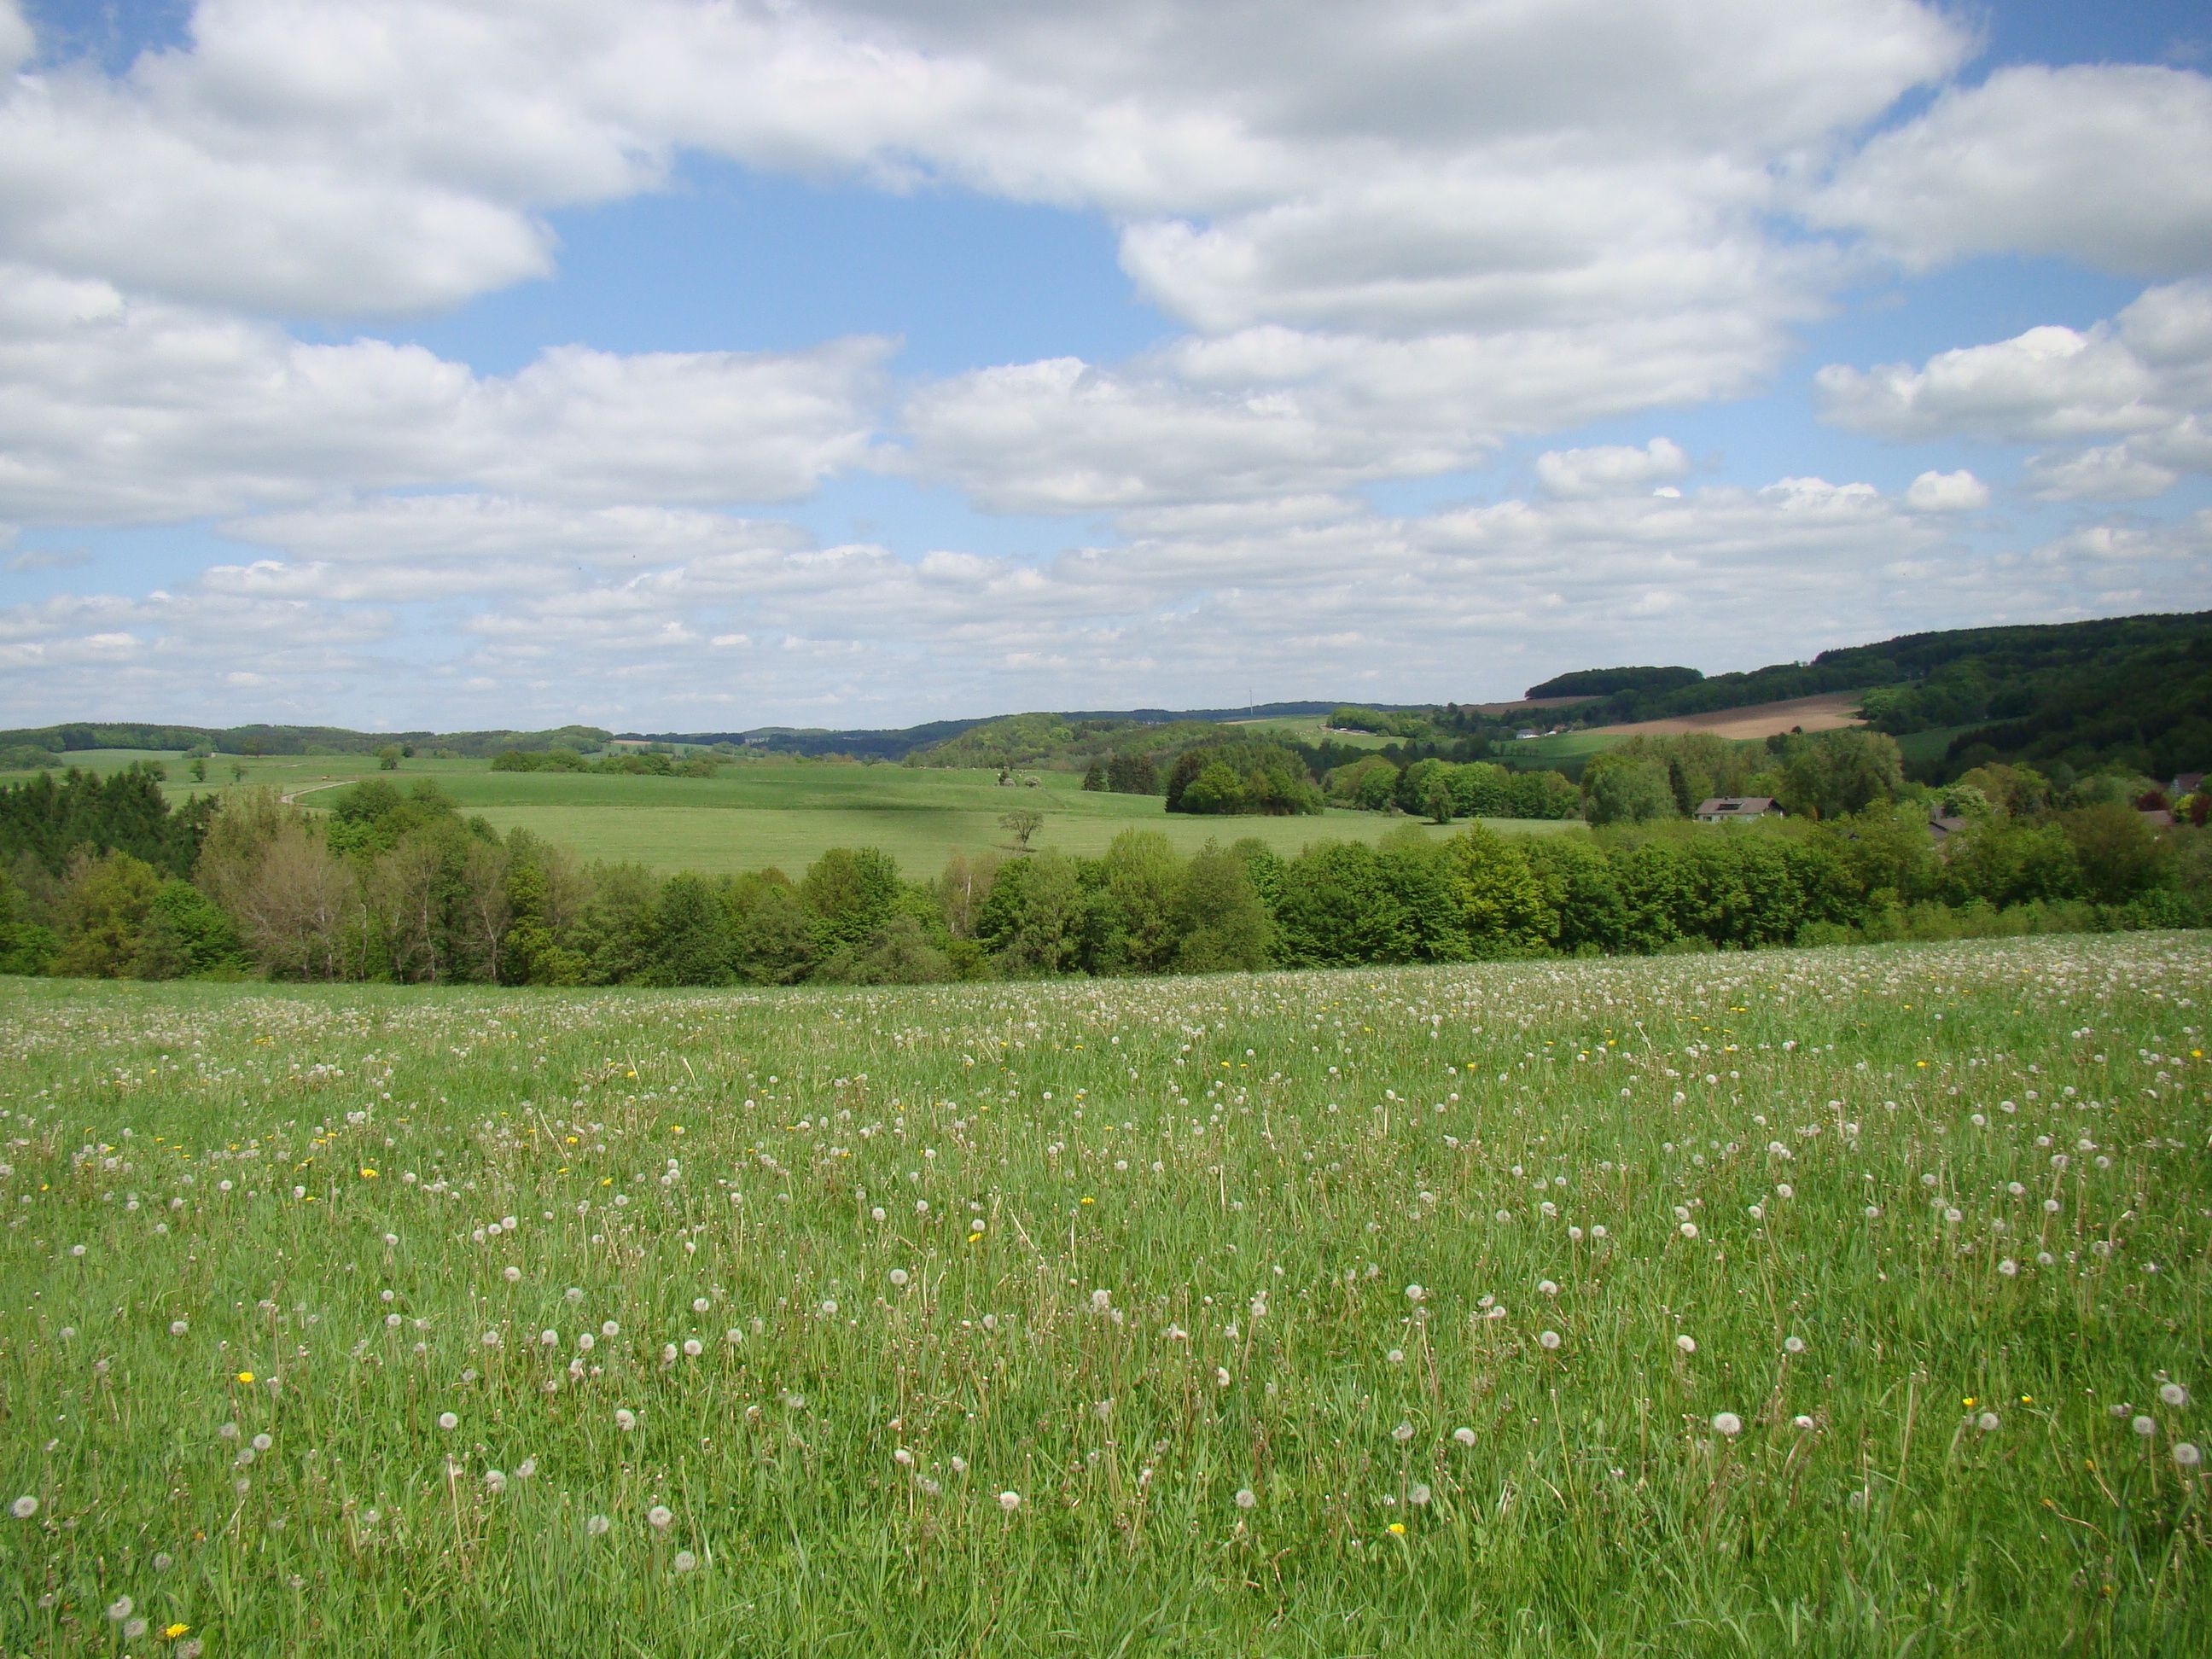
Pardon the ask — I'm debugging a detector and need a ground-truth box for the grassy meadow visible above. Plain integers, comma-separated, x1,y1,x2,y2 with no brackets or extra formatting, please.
1226,716,1398,749
3,933,2207,1655
0,750,1580,878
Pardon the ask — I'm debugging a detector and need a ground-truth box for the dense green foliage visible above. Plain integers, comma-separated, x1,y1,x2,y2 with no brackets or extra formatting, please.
0,721,613,760
1523,665,1701,700
1,935,2206,1654
1547,611,2212,783
0,763,214,877
2,754,2206,992
923,714,1239,775
492,748,725,778
1164,741,1325,817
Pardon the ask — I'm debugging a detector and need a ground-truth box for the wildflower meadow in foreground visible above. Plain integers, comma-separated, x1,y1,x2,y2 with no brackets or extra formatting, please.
0,933,2207,1655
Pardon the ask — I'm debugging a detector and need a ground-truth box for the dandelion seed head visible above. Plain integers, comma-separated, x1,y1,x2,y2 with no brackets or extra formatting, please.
998,1490,1022,1512
1712,1412,1743,1436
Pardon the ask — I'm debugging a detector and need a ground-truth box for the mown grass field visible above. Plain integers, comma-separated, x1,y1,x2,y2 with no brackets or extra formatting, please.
1499,728,1623,767
1896,725,1982,769
3,934,2206,1656
1226,715,1398,749
0,752,1580,877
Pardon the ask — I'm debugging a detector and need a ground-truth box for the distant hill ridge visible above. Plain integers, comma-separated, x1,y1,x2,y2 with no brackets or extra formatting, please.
9,609,2208,782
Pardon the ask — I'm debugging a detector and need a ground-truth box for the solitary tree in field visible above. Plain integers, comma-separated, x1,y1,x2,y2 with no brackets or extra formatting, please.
377,744,403,771
1000,808,1044,853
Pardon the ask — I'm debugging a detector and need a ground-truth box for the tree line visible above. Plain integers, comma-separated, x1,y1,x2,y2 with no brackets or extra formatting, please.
2,765,2204,988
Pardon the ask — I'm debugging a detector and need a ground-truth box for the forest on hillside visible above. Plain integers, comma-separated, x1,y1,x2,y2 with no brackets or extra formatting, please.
1529,611,2212,782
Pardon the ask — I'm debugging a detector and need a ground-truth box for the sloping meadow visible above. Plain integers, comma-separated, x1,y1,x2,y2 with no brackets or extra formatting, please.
2,935,2207,1654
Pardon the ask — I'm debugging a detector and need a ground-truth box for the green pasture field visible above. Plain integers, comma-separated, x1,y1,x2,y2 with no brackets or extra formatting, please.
1225,715,1398,749
1503,728,1623,766
1,933,2205,1655
1896,724,1981,768
438,765,1578,876
0,750,1580,877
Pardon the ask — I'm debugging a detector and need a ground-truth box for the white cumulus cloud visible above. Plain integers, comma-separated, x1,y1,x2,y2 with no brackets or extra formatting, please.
1904,469,1988,512
1538,439,1691,498
0,269,890,524
1808,65,2212,276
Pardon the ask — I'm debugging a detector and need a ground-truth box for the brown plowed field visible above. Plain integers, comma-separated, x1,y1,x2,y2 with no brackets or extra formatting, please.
1589,690,1866,740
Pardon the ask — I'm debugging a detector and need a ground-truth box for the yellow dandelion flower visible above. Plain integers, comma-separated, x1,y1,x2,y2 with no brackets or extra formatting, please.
1388,1522,1406,1535
359,1167,377,1179
236,1371,254,1384
165,1624,189,1640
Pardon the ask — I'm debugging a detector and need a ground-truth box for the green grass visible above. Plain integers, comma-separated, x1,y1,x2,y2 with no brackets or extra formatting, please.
1227,715,1398,749
1,934,2206,1655
436,764,1579,876
1895,724,1982,767
1505,728,1622,765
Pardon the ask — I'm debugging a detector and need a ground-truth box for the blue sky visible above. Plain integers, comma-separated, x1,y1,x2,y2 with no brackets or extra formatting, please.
2,0,2208,731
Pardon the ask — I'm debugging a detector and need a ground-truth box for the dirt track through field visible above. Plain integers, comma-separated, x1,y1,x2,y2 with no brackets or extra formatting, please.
1587,690,1866,740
